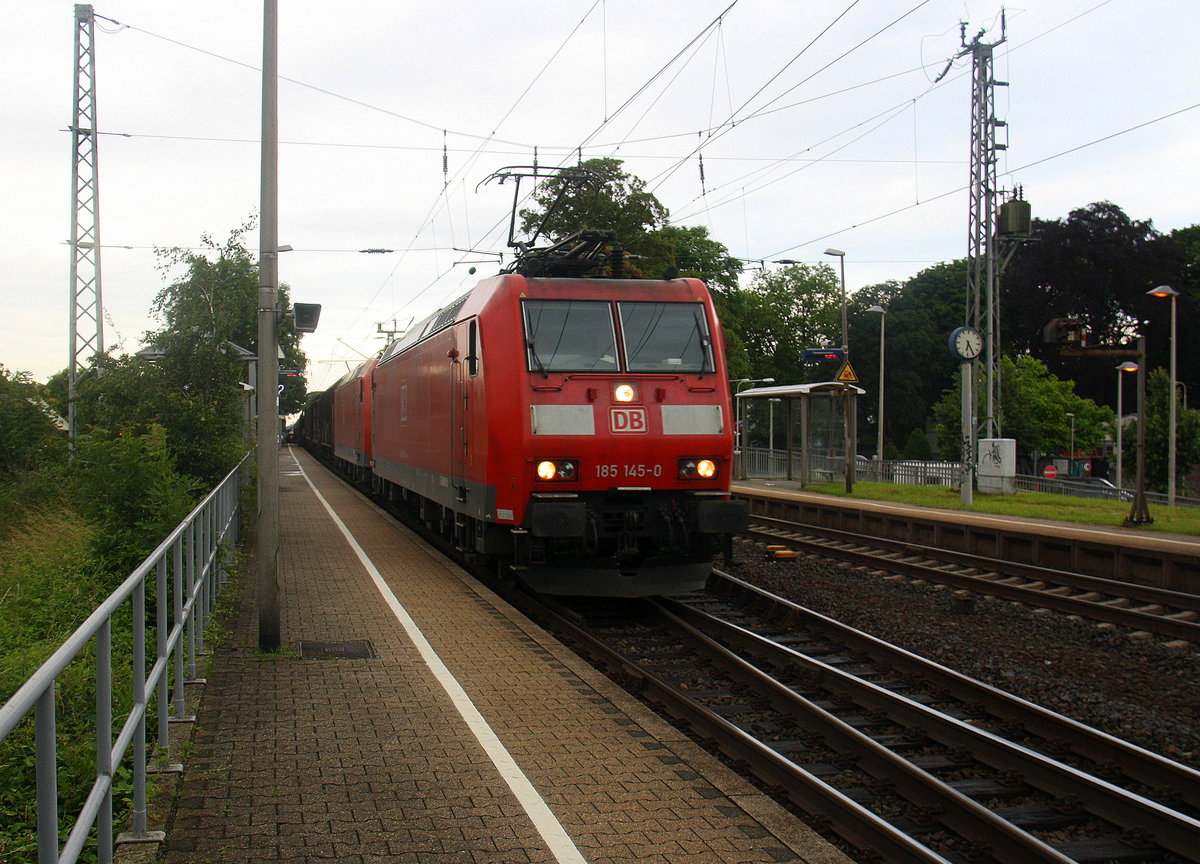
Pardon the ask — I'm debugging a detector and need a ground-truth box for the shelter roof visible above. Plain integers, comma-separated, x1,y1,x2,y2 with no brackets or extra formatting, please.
735,382,865,398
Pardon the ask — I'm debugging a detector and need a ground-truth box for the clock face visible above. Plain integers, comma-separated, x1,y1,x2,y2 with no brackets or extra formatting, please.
950,326,982,360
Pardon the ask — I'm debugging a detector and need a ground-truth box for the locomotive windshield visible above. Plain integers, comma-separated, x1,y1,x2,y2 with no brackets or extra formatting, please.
523,300,619,373
619,302,713,373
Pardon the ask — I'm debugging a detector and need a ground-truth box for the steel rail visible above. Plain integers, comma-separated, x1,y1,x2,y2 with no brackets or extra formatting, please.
664,584,1200,860
749,513,1200,610
711,569,1200,809
643,601,1086,864
746,517,1200,642
532,597,957,864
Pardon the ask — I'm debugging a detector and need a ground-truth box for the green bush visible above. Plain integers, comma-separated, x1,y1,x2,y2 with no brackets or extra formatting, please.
70,426,198,575
0,508,117,863
1,425,201,861
0,367,66,479
902,427,934,460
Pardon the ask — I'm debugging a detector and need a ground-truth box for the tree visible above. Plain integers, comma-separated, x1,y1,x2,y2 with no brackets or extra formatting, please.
1137,368,1200,495
902,428,933,460
1003,202,1186,408
931,355,1114,464
721,263,842,385
151,219,308,416
0,366,65,476
848,262,968,454
846,280,905,453
53,222,306,483
518,158,669,262
643,224,743,290
67,351,246,485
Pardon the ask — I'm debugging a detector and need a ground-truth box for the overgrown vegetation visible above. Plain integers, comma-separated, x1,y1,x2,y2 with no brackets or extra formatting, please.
0,426,198,862
0,224,275,862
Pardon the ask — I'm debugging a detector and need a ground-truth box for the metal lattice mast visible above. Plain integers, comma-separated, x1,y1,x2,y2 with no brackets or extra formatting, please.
68,3,104,444
963,17,1007,441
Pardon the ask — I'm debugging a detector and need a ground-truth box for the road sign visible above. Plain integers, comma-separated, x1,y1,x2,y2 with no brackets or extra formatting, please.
801,348,844,362
836,362,859,384
1043,464,1058,479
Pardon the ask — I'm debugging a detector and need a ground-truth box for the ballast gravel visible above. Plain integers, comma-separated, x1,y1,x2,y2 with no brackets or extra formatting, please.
727,542,1200,769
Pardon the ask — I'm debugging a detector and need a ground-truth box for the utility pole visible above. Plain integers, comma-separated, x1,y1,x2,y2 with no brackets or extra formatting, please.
257,0,281,652
68,4,104,447
938,14,1031,499
961,16,1007,442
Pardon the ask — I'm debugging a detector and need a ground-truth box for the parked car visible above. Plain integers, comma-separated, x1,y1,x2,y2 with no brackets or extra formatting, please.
1061,476,1132,501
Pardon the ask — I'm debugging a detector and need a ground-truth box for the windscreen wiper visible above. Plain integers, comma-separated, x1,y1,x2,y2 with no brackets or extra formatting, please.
527,339,549,378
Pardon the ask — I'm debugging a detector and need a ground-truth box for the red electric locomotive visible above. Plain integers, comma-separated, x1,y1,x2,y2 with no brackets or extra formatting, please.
331,358,376,483
368,234,746,596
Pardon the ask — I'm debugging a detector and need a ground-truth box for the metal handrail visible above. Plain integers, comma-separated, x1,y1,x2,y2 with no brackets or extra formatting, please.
0,454,250,864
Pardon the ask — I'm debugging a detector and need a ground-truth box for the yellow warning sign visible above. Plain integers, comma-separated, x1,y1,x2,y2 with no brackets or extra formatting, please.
836,361,859,384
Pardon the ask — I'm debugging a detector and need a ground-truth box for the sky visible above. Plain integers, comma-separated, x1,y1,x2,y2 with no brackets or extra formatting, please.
3,0,1198,392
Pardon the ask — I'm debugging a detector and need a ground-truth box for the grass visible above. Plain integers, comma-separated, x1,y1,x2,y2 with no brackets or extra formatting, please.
794,480,1200,536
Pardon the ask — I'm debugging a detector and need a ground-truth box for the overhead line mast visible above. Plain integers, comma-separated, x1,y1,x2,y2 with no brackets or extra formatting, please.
68,4,104,446
940,12,1030,503
962,15,1007,442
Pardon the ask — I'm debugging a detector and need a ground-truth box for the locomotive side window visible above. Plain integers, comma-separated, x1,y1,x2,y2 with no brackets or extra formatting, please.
618,302,714,373
467,319,479,377
522,300,618,373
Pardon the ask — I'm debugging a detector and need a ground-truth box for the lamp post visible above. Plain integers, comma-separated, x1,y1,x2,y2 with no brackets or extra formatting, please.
257,0,281,652
824,249,848,349
1125,337,1153,524
731,377,774,479
1147,285,1178,506
867,305,886,460
824,248,853,492
1065,411,1075,476
1115,361,1138,489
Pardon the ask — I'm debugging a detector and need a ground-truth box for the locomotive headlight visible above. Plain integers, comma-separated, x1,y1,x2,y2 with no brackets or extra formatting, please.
678,458,718,479
613,382,638,403
536,460,578,481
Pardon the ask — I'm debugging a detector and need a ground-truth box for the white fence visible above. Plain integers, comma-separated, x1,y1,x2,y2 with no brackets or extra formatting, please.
741,447,963,487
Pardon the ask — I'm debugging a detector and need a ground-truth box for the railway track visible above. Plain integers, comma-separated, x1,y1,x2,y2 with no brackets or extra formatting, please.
533,571,1200,864
746,516,1200,645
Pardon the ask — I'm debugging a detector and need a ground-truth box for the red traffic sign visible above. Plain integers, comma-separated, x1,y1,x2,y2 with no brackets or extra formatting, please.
1043,464,1058,479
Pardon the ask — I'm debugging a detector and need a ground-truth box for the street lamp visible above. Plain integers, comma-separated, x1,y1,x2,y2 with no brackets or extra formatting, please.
1115,361,1138,489
731,377,774,479
824,248,853,492
1147,285,1179,505
1065,411,1075,476
867,305,886,460
824,249,848,349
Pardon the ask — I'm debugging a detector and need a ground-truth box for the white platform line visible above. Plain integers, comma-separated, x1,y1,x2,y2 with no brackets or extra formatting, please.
291,455,588,864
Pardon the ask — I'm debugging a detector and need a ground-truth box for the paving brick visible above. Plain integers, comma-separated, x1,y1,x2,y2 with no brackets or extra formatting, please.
160,448,852,864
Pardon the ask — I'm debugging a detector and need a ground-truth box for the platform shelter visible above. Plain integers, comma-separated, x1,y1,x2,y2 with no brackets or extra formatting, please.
735,381,865,484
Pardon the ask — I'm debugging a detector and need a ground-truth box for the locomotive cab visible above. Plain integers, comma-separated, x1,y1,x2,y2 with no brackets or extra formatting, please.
502,278,748,595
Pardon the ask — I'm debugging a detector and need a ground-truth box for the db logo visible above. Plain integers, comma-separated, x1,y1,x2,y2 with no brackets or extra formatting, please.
609,407,648,434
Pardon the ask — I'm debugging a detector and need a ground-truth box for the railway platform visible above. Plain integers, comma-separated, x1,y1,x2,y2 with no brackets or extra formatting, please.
158,447,850,864
732,479,1200,593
